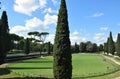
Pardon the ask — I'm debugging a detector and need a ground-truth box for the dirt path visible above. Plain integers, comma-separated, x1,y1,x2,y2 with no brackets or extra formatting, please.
103,55,120,65
103,55,120,79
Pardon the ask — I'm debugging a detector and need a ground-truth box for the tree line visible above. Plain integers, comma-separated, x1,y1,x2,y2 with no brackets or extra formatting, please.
71,42,103,53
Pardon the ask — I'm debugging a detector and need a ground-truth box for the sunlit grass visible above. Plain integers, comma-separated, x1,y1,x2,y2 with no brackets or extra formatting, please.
8,53,118,78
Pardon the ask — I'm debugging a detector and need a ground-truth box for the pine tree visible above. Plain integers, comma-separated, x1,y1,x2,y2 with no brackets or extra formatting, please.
108,32,115,55
24,38,30,54
53,0,72,79
0,11,10,64
116,33,120,56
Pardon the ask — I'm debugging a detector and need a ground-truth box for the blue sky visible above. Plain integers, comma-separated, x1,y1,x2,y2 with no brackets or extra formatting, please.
0,0,120,45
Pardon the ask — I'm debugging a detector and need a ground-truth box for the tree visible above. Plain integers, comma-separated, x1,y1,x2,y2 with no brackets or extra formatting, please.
104,43,107,54
24,38,30,54
9,33,22,50
116,33,120,56
86,41,93,52
53,0,72,78
74,42,79,53
98,44,104,52
0,11,10,64
48,42,51,55
108,32,115,55
79,42,86,52
28,31,49,51
92,43,98,52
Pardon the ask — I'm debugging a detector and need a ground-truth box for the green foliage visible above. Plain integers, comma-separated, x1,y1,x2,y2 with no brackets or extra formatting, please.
92,43,98,52
24,38,30,54
9,49,23,54
79,42,86,52
0,11,10,64
74,43,79,53
116,33,120,56
98,44,104,52
53,0,72,79
108,32,115,55
104,42,108,54
86,41,94,52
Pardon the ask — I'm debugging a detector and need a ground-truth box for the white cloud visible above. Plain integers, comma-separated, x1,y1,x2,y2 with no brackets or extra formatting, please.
43,8,58,14
14,0,47,16
70,31,87,45
51,0,58,5
10,14,58,37
93,33,106,44
25,17,49,30
117,23,120,26
46,31,87,45
44,13,58,26
100,27,108,31
10,25,28,37
90,13,104,18
46,34,55,44
39,0,47,8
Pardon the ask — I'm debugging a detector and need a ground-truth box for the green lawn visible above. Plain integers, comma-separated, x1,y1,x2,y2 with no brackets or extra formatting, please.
8,53,119,78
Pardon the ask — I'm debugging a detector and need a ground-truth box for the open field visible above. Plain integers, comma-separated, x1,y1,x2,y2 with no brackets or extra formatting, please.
7,53,119,79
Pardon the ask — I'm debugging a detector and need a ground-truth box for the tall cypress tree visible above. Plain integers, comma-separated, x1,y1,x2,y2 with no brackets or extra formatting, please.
108,32,115,55
0,11,10,64
24,38,30,54
48,42,51,55
116,33,120,56
53,0,72,79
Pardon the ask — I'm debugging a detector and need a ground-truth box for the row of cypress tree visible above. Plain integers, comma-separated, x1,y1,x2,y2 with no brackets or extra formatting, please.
104,32,120,56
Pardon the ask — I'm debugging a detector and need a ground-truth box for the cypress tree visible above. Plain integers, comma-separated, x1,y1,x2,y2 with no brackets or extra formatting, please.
74,42,79,53
108,32,115,55
104,43,108,54
48,42,51,55
53,0,72,79
0,11,10,64
24,38,30,54
116,33,120,56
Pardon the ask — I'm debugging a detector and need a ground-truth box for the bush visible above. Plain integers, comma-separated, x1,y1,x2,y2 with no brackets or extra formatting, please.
9,49,23,54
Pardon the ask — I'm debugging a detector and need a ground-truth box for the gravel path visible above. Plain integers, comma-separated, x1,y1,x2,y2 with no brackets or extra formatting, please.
103,55,120,79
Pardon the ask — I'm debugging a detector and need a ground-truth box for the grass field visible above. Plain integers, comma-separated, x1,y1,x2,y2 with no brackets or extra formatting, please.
8,53,119,78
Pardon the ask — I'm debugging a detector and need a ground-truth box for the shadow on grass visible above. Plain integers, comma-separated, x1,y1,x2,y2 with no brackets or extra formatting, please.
3,77,51,79
8,67,53,69
19,61,53,63
0,68,11,75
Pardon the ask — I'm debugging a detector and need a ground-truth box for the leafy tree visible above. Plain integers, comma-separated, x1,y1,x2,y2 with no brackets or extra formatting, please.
9,33,23,50
0,11,10,64
18,39,25,50
24,38,30,54
86,41,93,52
79,42,86,52
108,32,115,55
28,31,49,53
92,43,98,52
53,0,72,78
116,33,120,56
